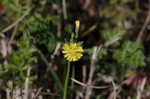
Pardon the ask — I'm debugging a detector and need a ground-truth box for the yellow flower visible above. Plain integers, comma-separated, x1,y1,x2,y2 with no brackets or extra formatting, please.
62,42,84,62
75,20,80,29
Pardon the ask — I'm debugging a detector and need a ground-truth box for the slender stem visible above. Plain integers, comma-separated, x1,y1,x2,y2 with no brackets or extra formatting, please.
24,67,31,99
63,62,71,99
62,0,67,19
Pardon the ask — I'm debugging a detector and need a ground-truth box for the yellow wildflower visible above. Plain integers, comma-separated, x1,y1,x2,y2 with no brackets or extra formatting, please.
62,42,84,62
75,20,80,29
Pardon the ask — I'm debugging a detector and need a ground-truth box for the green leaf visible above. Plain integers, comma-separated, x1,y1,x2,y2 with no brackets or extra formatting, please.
113,41,145,67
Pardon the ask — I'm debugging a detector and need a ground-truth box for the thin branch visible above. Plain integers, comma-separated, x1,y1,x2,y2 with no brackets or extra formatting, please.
33,88,43,99
83,0,91,9
6,88,11,99
137,8,150,42
85,46,101,99
71,78,110,89
51,43,61,59
136,77,147,99
84,33,122,99
81,24,97,37
104,36,121,47
51,9,61,59
62,0,67,19
111,80,117,99
0,9,30,34
24,67,31,99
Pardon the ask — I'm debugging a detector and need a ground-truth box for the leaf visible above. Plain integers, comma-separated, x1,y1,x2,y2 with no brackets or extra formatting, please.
113,41,145,67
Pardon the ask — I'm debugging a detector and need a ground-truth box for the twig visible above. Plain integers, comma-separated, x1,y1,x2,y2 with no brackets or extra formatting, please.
81,24,97,37
111,80,117,99
85,46,101,99
6,88,11,99
33,88,43,99
136,77,147,99
51,42,61,59
84,33,122,99
62,0,67,19
108,80,121,99
0,33,5,38
137,8,150,42
83,0,91,9
71,78,110,89
93,73,113,83
51,9,61,59
24,67,31,99
104,36,121,47
0,38,7,58
0,9,30,34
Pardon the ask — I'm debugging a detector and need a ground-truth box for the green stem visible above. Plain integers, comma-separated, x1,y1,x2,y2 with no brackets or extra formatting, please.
63,62,71,99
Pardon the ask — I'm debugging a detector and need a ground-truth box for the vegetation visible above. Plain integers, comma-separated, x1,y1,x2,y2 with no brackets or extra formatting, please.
0,0,150,99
